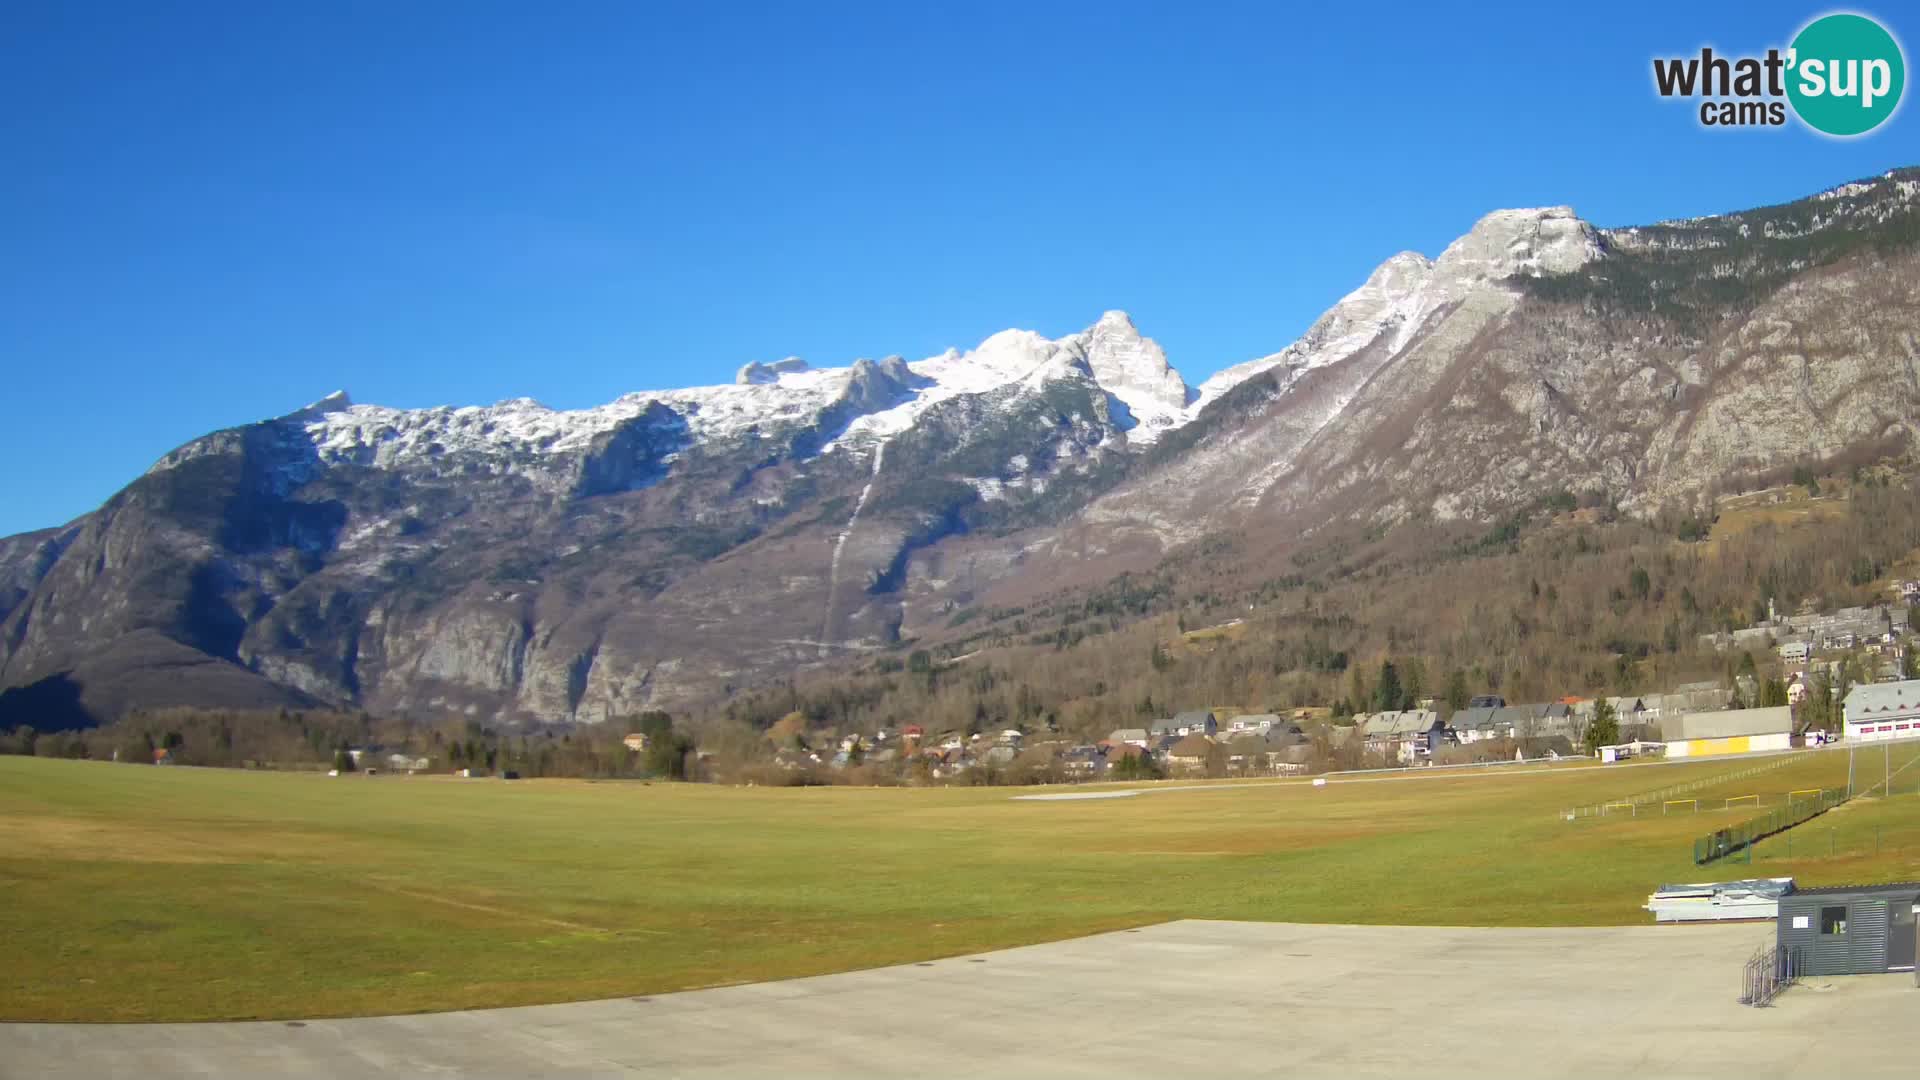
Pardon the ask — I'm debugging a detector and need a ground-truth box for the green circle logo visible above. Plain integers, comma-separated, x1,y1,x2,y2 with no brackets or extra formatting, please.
1787,13,1906,136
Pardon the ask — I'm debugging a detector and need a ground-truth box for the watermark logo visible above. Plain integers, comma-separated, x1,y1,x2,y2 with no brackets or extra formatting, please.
1652,11,1905,136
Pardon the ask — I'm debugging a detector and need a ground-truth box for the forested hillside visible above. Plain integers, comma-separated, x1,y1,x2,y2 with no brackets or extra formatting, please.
704,467,1920,747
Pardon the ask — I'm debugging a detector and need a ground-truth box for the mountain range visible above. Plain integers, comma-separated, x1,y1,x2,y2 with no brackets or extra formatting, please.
4,167,1919,728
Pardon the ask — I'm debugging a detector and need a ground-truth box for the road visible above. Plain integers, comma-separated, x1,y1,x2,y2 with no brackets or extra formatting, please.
5,920,1915,1077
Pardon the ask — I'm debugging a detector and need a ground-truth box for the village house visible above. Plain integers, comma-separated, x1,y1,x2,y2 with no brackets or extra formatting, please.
1165,733,1216,773
1061,745,1106,775
1603,696,1650,736
1447,706,1502,743
1150,710,1218,738
1106,727,1150,748
622,733,651,753
1225,713,1279,734
1011,742,1064,776
1223,734,1269,774
1360,709,1446,763
1223,727,1309,775
1452,702,1580,745
1521,735,1579,760
1531,702,1578,738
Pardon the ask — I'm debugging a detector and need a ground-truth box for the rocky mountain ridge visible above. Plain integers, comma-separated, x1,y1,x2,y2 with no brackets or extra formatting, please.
3,167,1918,727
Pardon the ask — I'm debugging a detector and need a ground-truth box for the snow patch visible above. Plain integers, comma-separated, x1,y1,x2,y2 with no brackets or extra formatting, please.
281,203,1610,483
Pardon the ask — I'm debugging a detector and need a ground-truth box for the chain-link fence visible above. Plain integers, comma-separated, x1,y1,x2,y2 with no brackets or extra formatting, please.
1692,788,1845,864
1564,753,1804,820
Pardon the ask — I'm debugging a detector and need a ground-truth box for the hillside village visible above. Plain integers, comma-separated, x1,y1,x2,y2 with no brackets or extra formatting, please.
754,587,1920,786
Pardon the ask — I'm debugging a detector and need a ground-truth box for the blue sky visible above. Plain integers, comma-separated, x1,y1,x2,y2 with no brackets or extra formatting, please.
3,1,1916,536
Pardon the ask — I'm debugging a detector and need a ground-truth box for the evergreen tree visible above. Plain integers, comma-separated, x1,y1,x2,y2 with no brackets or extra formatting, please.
1584,697,1619,755
1372,661,1404,713
1759,678,1789,708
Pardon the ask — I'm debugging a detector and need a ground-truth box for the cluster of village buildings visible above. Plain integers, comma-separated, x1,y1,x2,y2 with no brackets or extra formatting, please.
764,665,1920,782
763,682,1786,780
1701,598,1909,677
771,710,1324,780
793,596,1920,781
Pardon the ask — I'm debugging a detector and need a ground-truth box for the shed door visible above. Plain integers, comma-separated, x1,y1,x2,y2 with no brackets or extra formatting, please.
1892,899,1917,973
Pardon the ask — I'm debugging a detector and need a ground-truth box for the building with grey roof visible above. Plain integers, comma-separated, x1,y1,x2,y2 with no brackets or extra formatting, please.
1447,706,1500,741
1151,710,1218,737
1843,679,1920,743
1665,705,1793,758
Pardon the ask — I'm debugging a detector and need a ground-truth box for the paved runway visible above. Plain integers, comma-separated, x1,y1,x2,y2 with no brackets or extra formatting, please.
5,920,1914,1078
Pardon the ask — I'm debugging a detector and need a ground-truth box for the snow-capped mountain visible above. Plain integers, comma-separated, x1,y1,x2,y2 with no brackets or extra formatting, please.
277,308,1190,484
4,167,1919,728
150,205,1599,496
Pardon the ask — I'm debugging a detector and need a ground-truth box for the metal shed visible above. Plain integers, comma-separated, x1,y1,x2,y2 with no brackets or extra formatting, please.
1776,883,1920,976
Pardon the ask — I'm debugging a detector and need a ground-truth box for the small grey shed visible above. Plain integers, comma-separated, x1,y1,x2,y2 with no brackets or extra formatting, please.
1776,883,1920,976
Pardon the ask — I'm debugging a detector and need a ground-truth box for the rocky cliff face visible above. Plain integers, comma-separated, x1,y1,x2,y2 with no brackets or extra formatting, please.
4,168,1918,726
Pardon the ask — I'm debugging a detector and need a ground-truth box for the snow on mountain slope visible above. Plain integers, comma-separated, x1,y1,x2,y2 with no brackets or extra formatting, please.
201,205,1600,487
280,313,1194,474
1067,311,1190,438
1187,207,1600,416
1061,206,1606,548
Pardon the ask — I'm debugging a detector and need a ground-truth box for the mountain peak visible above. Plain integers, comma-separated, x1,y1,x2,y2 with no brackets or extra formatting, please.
1074,311,1189,428
283,390,353,423
1437,206,1600,280
735,357,810,385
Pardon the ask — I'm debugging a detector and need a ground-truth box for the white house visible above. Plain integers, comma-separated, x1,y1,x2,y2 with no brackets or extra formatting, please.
1787,678,1808,706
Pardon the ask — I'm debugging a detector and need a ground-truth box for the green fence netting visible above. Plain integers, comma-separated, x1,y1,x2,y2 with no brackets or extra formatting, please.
1691,788,1845,865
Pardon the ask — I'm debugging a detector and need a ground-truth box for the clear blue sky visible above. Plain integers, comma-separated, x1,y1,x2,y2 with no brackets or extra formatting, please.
4,1,1916,536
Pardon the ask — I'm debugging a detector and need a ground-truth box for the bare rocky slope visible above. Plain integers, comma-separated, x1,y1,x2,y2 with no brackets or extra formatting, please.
4,169,1918,727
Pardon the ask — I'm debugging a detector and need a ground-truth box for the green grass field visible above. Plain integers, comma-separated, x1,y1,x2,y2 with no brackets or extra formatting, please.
5,748,1920,1022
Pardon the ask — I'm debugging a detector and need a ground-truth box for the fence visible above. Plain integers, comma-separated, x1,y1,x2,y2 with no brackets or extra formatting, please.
1564,752,1806,820
1691,788,1845,865
1738,944,1801,1006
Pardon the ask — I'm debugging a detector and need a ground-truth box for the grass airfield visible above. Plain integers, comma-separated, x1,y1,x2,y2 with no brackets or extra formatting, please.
4,747,1920,1021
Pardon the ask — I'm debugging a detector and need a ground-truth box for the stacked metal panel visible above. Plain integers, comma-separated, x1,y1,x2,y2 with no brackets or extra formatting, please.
1645,878,1796,922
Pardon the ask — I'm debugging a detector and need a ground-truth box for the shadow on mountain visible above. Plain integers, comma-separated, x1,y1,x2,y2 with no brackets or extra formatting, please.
0,630,323,729
0,674,93,732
